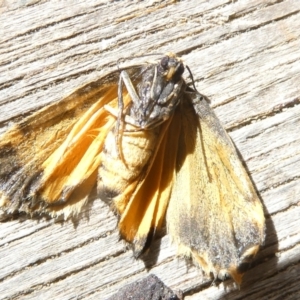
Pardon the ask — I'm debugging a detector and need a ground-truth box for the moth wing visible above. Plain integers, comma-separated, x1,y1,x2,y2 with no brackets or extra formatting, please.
167,94,265,284
117,112,181,255
0,72,123,217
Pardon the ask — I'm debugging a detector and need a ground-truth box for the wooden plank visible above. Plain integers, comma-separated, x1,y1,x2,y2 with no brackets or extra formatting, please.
0,0,299,299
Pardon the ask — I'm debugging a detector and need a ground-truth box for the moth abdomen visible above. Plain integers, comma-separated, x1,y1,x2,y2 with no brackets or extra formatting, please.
97,124,160,212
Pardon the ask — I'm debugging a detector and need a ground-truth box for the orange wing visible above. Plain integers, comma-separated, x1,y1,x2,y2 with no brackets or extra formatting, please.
167,94,265,284
0,71,121,217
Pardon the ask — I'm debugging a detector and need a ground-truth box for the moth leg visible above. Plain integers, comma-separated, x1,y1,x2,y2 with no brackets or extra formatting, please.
119,70,141,104
113,71,143,161
103,105,141,128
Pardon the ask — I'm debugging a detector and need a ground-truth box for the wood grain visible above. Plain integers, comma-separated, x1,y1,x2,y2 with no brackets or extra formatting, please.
0,0,299,299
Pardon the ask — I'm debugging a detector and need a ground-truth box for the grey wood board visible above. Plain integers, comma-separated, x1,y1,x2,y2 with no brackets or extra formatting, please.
0,0,299,299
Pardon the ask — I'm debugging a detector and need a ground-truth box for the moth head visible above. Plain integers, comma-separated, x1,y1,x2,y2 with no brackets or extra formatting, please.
128,53,185,129
159,53,185,82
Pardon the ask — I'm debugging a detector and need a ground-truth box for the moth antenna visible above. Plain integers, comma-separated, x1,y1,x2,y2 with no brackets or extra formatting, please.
186,65,200,94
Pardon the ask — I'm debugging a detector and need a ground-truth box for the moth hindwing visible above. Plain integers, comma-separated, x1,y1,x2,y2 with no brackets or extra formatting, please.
0,53,265,285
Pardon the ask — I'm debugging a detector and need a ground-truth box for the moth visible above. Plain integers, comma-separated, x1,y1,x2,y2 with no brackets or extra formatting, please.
0,53,265,284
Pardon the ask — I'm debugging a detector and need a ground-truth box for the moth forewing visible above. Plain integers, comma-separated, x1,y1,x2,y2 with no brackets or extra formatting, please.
167,93,265,284
0,74,120,216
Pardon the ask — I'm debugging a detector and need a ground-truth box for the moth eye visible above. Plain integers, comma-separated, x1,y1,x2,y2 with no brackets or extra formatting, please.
160,56,169,69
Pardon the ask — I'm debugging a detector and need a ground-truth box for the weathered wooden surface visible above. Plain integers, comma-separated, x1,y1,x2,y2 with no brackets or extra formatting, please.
0,0,300,299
